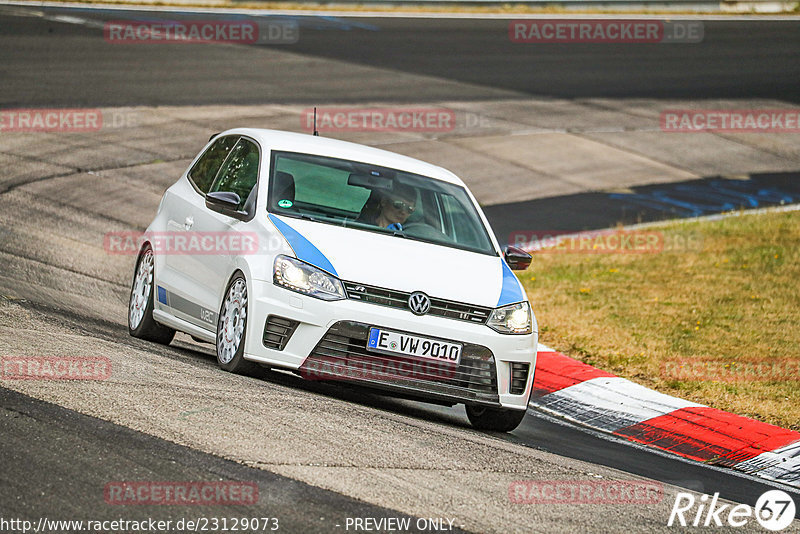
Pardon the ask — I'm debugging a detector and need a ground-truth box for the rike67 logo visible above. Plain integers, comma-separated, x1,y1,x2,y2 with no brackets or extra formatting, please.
668,490,796,531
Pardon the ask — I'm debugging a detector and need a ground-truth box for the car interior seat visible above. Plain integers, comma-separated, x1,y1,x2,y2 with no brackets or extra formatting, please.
273,171,296,206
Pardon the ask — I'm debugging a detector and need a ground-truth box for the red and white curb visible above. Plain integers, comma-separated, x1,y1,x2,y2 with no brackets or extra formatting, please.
531,346,800,488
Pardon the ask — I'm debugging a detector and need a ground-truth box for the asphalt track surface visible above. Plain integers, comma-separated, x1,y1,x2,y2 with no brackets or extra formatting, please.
485,170,800,240
0,8,799,106
1,6,800,532
0,387,445,533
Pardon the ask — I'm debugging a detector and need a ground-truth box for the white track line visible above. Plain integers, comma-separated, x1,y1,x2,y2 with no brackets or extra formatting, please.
534,376,704,432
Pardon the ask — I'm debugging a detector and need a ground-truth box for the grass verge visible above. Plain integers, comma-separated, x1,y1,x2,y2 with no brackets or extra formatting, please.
519,209,800,430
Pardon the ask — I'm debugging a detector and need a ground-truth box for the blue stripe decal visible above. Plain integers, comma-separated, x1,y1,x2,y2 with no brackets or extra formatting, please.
157,285,167,305
268,214,338,277
497,260,525,307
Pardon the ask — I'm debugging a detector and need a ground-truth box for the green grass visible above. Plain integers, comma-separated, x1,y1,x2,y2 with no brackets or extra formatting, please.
520,210,800,430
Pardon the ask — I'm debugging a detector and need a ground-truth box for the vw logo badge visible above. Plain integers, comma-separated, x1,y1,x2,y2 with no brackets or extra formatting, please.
408,292,431,316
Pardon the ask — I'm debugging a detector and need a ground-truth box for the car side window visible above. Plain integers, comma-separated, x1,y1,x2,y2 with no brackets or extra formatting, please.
440,193,483,248
275,157,369,213
188,136,238,194
209,138,260,211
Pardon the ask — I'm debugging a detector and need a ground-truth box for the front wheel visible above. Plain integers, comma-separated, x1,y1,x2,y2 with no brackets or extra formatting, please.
216,274,258,375
465,404,527,432
128,245,175,345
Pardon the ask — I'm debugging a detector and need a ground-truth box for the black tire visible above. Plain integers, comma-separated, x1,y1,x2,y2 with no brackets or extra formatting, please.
128,244,176,345
465,404,527,432
216,273,259,375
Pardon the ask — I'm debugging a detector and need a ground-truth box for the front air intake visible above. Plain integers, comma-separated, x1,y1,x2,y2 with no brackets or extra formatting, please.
301,321,500,405
262,315,299,351
510,362,530,395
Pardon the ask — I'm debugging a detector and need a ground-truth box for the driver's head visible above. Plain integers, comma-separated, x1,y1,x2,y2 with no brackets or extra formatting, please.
380,182,417,225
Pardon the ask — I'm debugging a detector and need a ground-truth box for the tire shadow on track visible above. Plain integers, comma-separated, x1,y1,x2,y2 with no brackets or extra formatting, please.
3,294,469,431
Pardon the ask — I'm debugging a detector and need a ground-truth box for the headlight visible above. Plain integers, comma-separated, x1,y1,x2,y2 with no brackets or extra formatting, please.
487,302,532,335
273,255,346,301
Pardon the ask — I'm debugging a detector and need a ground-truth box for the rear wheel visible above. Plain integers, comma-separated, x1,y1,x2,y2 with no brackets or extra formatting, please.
465,404,527,432
128,245,175,344
216,274,258,375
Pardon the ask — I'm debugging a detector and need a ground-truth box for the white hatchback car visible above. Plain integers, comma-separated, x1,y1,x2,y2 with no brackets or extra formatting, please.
129,128,537,431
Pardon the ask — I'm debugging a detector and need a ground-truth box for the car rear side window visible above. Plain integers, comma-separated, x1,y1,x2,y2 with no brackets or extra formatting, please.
188,136,238,194
276,156,370,213
209,138,260,211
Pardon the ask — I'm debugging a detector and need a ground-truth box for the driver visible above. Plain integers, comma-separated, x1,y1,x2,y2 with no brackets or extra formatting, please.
361,183,417,231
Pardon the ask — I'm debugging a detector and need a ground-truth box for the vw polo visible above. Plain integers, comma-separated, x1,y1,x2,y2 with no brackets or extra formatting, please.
128,128,537,431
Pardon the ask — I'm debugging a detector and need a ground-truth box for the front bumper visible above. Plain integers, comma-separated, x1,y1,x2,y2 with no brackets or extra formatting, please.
244,279,538,410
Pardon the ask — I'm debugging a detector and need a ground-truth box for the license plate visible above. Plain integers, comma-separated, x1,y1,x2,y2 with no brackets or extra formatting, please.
367,328,462,365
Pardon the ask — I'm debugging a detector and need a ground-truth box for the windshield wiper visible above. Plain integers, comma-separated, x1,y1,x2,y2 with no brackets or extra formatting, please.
374,226,407,238
275,211,319,223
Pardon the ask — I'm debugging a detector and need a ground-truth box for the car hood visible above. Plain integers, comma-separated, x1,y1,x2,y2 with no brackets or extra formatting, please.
268,214,525,308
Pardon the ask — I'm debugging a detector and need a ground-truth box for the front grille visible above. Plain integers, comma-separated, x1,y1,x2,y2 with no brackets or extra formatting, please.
510,362,530,395
343,281,491,324
262,315,299,351
300,321,499,405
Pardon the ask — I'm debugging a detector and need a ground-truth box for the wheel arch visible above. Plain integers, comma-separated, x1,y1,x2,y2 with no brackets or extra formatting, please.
131,240,154,284
217,268,249,319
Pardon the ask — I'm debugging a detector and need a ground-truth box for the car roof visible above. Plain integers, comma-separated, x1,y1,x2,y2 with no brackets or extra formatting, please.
219,128,465,186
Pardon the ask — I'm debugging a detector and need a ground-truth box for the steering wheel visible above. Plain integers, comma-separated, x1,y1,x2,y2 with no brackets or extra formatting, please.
402,222,452,242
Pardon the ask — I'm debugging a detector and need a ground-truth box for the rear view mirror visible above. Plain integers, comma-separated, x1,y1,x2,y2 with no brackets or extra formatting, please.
504,245,532,271
348,173,393,191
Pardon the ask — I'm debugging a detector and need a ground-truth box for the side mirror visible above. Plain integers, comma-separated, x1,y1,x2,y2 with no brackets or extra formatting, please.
205,191,248,221
504,245,532,271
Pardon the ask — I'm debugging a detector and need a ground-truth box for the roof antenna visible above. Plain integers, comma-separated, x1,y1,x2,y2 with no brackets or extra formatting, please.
313,107,319,136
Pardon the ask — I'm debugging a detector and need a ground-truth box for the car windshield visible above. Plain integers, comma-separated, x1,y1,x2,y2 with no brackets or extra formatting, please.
267,151,496,255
